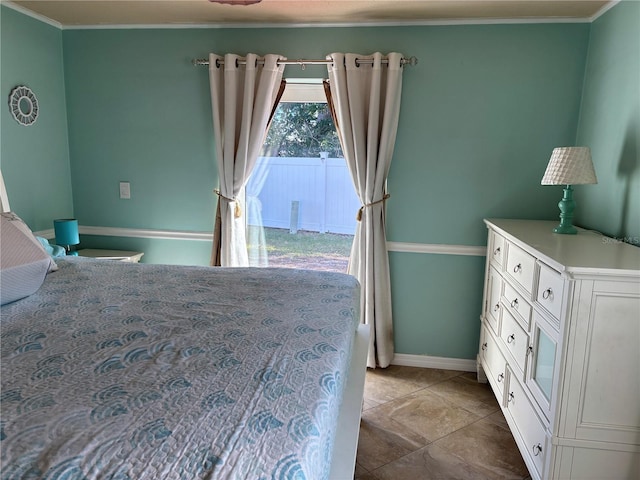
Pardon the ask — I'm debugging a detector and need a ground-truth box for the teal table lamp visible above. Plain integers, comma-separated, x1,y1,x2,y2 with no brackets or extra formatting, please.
54,218,80,255
541,147,597,234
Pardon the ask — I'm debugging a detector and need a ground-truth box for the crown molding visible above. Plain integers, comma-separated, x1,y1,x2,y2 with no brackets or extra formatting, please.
2,1,63,29
58,17,592,31
2,0,598,32
590,0,621,21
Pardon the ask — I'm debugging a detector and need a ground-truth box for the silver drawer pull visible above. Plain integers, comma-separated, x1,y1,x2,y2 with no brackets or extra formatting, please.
508,392,515,403
510,298,519,309
493,246,501,256
513,263,522,273
542,288,553,299
493,303,500,312
532,443,543,456
507,334,515,344
481,342,487,351
497,373,504,382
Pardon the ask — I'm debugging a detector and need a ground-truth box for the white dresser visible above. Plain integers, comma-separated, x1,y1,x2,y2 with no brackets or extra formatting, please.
478,219,640,480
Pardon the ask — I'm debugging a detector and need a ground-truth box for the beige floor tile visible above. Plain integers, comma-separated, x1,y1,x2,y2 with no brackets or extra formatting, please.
356,366,529,480
356,408,431,471
354,462,369,477
483,409,510,430
370,443,497,480
427,372,501,417
363,369,426,405
354,472,381,480
374,389,482,442
362,398,381,411
433,418,530,479
374,365,464,388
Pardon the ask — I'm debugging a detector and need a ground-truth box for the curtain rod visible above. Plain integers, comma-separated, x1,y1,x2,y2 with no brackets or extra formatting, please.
192,56,418,68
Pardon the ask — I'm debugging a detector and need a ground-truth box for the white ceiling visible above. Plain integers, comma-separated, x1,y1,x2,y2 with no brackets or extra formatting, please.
5,0,614,28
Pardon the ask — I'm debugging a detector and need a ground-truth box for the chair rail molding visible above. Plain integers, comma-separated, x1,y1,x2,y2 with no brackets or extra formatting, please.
34,225,487,257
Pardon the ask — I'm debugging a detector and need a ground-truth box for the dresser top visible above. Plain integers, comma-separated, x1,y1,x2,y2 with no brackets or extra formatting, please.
485,219,640,278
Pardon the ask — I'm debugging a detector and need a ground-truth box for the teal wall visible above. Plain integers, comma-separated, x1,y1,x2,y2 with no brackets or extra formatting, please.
62,29,217,234
61,24,589,248
0,6,72,231
6,3,614,361
61,23,589,359
390,251,487,359
78,235,212,266
575,0,640,245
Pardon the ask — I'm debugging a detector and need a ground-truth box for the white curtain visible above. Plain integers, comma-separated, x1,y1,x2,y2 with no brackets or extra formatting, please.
246,157,270,266
326,52,404,368
209,53,286,266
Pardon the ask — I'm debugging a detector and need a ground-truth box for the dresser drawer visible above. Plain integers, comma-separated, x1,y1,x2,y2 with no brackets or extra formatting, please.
503,281,531,331
506,243,536,296
481,326,507,401
489,231,506,268
485,266,503,335
506,369,549,479
536,263,565,321
500,308,529,376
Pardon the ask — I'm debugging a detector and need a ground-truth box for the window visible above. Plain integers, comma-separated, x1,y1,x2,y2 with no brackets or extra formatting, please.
246,80,359,272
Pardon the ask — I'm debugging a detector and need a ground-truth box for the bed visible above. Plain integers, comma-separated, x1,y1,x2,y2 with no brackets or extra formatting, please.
0,171,369,480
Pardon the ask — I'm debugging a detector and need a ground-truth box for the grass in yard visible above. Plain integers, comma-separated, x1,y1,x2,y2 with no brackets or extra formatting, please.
246,227,353,272
263,227,353,258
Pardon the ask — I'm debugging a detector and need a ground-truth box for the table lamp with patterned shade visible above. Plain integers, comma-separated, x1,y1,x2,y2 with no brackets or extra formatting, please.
54,218,80,255
541,147,597,234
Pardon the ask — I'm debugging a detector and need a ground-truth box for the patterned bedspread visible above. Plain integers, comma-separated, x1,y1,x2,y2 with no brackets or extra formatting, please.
0,259,360,480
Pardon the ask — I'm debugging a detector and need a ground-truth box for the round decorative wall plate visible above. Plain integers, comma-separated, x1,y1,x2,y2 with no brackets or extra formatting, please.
8,85,39,126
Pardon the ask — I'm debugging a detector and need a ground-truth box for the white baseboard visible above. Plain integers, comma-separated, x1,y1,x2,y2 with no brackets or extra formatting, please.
392,353,477,372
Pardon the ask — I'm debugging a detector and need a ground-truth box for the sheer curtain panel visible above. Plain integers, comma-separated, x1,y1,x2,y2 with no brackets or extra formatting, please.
209,53,286,266
326,52,404,368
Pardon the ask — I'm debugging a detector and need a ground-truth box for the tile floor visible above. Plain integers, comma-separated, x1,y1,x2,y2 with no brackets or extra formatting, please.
354,365,532,480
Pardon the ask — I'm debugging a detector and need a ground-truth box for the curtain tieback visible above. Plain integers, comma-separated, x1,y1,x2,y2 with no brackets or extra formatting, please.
214,189,242,218
357,194,391,221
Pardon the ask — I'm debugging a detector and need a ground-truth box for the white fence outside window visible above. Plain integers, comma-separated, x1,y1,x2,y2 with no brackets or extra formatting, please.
248,156,360,235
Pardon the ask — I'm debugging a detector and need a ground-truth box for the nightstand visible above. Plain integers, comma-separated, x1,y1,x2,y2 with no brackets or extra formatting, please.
76,249,144,263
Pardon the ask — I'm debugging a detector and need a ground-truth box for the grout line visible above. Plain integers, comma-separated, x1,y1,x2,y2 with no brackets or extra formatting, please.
362,369,467,408
359,367,526,479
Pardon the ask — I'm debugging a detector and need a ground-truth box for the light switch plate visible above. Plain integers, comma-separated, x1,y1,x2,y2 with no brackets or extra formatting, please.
119,181,131,199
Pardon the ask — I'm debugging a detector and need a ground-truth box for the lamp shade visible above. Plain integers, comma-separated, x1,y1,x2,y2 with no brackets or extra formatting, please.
541,147,597,185
54,219,79,246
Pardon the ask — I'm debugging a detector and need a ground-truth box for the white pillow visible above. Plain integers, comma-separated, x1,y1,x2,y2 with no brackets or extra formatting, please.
1,212,57,305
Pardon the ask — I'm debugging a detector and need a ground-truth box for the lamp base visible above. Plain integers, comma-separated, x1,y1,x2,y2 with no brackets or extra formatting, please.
553,185,578,235
553,224,577,235
62,245,79,256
